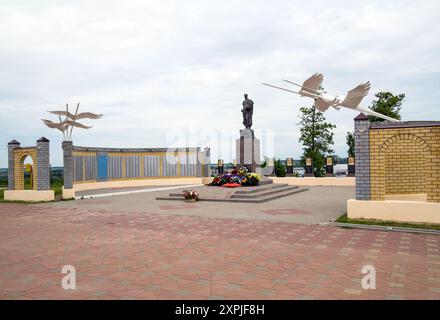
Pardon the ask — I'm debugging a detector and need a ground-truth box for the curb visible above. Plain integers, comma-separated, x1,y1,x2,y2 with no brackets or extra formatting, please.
75,184,204,200
328,222,440,235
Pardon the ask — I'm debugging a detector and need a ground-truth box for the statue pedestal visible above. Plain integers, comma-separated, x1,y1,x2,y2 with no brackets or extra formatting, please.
236,129,261,172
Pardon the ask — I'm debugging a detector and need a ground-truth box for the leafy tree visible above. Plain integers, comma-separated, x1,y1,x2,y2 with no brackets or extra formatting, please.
368,92,405,122
346,131,355,157
298,105,336,177
275,159,286,177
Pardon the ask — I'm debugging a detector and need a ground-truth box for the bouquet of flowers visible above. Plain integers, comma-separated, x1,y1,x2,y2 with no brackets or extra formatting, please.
241,172,260,186
210,167,260,187
183,190,199,201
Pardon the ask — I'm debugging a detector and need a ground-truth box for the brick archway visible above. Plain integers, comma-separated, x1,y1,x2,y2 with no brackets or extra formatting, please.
380,134,431,153
7,137,51,192
13,149,38,190
374,134,432,201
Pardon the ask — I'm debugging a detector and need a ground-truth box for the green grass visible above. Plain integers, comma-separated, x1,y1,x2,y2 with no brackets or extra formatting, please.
0,181,63,203
336,213,440,231
51,181,63,196
0,169,65,203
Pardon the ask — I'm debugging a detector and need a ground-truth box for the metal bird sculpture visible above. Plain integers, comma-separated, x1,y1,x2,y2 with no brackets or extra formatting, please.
42,103,103,140
262,73,399,122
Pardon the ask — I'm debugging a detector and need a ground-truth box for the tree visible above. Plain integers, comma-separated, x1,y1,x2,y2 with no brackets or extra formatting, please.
346,131,355,157
298,105,336,177
368,92,405,122
275,159,286,177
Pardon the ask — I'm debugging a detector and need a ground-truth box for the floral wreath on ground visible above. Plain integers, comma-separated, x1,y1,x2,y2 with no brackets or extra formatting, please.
210,167,261,187
183,190,199,201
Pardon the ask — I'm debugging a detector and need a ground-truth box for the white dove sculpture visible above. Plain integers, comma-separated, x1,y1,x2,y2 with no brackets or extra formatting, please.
262,73,399,122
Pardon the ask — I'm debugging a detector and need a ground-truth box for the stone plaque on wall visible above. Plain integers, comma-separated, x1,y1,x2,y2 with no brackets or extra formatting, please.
326,157,334,177
347,157,355,177
218,159,224,174
305,158,313,177
286,157,293,176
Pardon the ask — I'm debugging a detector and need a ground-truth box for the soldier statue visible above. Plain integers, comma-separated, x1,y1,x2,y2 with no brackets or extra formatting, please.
241,93,254,129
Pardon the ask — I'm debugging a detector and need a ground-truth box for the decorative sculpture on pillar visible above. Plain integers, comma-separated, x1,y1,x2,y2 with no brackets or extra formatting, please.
42,103,103,141
41,103,102,199
241,94,254,129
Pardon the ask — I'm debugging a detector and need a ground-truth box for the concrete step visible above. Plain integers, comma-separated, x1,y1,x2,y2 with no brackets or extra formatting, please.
156,186,309,203
168,183,286,197
233,183,289,195
231,185,298,199
227,187,308,203
258,177,274,185
249,187,308,203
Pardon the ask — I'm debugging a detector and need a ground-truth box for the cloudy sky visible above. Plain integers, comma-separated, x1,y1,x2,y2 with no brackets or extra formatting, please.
1,0,439,167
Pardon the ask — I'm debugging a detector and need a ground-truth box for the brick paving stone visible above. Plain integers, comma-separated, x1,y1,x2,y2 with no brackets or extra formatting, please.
0,202,439,300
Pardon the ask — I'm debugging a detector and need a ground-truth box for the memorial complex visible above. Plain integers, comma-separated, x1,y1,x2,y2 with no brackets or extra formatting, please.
0,1,439,306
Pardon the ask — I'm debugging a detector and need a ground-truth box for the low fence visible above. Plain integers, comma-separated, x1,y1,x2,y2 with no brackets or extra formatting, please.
62,142,211,186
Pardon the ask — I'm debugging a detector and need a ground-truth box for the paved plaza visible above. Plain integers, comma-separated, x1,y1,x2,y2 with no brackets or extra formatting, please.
54,186,354,224
0,186,439,300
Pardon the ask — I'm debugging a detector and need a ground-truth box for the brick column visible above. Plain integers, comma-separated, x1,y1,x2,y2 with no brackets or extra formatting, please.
354,114,371,200
36,137,50,190
7,140,20,190
62,141,74,189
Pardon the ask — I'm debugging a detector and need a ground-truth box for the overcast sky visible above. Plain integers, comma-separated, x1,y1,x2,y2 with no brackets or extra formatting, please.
1,0,439,167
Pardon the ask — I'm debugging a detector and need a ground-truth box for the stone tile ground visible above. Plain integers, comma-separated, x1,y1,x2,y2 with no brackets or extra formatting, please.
0,200,439,300
47,186,355,225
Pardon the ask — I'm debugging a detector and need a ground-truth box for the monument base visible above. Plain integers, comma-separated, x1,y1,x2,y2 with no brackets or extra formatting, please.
62,187,75,200
4,190,54,202
236,129,261,172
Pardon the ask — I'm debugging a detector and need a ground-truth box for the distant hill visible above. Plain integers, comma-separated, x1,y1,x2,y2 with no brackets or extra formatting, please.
0,167,63,176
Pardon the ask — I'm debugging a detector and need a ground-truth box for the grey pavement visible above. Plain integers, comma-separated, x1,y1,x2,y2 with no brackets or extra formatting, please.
75,185,184,197
42,185,354,224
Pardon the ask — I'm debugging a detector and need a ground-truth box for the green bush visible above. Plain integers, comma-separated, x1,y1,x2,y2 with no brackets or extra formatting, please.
275,159,286,177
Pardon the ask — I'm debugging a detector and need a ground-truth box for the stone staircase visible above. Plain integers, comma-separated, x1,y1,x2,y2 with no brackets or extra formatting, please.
229,184,307,202
156,179,308,203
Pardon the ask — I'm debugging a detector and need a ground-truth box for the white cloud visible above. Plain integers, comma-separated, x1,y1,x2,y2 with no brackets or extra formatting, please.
0,0,439,167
